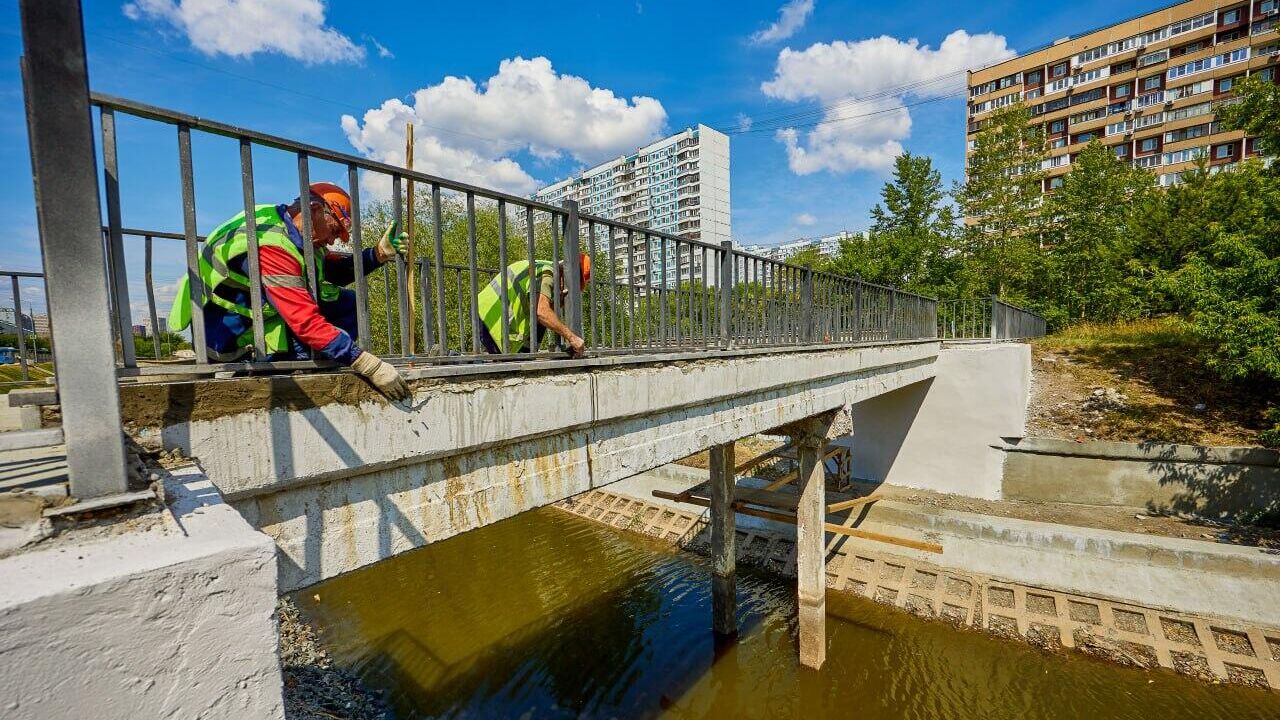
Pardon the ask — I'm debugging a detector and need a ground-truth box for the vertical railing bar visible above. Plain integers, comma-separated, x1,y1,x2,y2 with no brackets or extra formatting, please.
525,206,537,354
383,262,393,354
99,107,136,368
628,230,637,350
144,235,161,359
659,235,668,348
392,175,410,355
589,221,600,348
10,275,29,381
497,199,510,353
177,124,208,364
295,152,318,359
347,165,371,347
432,184,447,351
701,246,709,349
456,269,464,353
608,226,618,349
420,255,435,352
238,138,268,358
463,192,478,351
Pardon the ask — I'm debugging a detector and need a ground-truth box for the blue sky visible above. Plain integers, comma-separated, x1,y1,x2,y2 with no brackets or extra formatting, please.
0,0,1174,317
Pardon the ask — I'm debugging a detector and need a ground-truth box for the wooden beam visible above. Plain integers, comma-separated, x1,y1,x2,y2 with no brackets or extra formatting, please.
826,494,882,513
651,490,942,554
732,444,788,474
760,447,842,491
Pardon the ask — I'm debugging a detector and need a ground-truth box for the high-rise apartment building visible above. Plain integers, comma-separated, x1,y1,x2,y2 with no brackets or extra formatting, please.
742,230,863,264
967,0,1278,190
535,125,730,286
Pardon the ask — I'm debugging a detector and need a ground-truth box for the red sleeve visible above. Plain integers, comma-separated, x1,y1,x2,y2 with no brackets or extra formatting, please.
259,245,341,351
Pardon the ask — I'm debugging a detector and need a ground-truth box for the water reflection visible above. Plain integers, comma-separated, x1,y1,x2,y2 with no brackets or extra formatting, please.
296,509,1278,720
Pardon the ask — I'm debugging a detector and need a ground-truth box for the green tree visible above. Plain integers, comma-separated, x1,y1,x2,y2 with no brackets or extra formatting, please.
954,102,1046,299
1215,75,1280,161
830,152,958,296
1040,141,1156,324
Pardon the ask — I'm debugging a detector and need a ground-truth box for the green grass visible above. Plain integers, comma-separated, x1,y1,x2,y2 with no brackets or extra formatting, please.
1034,317,1198,351
0,362,54,394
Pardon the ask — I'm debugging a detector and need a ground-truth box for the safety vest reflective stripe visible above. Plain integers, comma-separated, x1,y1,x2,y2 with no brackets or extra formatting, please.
262,274,308,288
477,260,550,352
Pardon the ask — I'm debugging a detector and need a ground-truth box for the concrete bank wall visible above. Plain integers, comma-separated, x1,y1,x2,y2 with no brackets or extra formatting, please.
132,343,938,590
562,485,1280,689
1002,437,1280,520
848,343,1030,500
0,467,283,719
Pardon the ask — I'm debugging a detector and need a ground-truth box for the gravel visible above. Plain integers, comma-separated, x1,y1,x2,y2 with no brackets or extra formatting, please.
278,598,390,720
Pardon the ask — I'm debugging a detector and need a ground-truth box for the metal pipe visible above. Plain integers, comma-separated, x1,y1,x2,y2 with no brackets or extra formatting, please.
98,107,136,368
466,192,480,354
144,235,161,359
295,153,318,359
393,175,410,355
347,164,371,346
176,124,208,364
497,199,510,353
237,139,267,358
432,184,447,350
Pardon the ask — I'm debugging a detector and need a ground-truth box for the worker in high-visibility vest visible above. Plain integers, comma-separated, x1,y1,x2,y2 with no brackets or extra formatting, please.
168,181,409,400
476,254,591,356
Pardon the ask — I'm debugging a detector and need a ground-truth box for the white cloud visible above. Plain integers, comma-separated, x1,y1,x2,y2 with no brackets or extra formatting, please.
762,30,1014,174
751,0,815,45
123,0,364,64
794,212,817,226
341,56,668,196
364,35,394,60
735,113,754,132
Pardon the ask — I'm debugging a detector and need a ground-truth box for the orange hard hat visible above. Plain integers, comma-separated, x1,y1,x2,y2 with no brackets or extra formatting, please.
309,181,352,241
579,252,592,285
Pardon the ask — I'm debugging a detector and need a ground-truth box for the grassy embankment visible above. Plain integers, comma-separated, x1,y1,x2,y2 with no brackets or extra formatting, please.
1030,318,1275,448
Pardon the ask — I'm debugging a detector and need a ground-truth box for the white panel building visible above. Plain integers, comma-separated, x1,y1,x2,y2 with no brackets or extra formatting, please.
536,125,730,286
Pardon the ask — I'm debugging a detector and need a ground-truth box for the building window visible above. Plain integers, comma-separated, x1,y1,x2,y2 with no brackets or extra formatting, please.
1114,84,1131,98
1142,75,1162,91
1114,144,1129,157
1139,137,1159,153
1051,62,1068,78
1260,67,1278,81
1048,177,1065,190
1074,132,1098,144
1264,0,1279,14
1050,137,1068,149
1221,8,1241,25
1215,144,1234,159
1026,70,1042,85
1138,49,1169,67
1112,61,1135,74
1050,120,1066,133
1219,77,1235,93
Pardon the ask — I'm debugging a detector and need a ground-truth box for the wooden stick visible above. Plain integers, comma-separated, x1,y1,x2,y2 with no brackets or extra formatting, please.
405,123,417,358
652,490,941,554
826,494,882,513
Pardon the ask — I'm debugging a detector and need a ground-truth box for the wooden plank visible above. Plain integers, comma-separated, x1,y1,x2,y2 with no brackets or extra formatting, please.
732,444,788,474
760,447,842,491
827,494,882,513
651,490,942,554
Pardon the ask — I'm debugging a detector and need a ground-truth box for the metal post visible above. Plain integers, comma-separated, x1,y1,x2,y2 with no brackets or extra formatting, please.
19,0,129,499
393,176,410,354
10,276,29,381
718,241,733,349
177,124,208,364
144,235,161,359
989,294,999,340
563,200,583,338
238,139,267,358
99,108,136,368
801,268,814,344
497,200,510,353
709,440,737,637
347,164,371,346
466,192,480,354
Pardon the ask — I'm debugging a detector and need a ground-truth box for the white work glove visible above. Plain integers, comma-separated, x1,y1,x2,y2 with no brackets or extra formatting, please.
351,351,410,401
376,223,408,263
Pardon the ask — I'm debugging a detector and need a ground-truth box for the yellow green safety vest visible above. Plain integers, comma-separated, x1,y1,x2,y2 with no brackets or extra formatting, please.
167,205,339,356
477,260,553,353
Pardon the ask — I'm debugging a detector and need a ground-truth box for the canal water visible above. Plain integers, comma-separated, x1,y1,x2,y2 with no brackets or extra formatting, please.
294,508,1278,720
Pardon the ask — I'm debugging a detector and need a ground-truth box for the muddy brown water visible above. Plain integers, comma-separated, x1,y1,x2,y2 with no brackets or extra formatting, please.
294,508,1278,720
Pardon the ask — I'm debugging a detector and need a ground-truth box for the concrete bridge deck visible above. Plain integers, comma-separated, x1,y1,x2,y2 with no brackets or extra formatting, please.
125,341,939,590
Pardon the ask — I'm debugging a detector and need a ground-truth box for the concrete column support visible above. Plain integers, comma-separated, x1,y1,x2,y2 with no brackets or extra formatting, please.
788,414,834,669
709,440,736,636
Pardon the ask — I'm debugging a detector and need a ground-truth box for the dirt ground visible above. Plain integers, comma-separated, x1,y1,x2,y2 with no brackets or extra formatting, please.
1025,322,1274,447
674,435,785,471
858,482,1280,550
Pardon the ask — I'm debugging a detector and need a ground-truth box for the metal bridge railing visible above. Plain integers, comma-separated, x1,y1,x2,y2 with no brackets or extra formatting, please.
937,296,1047,341
86,92,939,377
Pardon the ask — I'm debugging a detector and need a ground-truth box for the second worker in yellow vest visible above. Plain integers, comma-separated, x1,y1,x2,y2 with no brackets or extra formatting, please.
476,254,591,357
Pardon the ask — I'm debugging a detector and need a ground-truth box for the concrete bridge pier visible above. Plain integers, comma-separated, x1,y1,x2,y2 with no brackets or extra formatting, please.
709,440,737,637
789,413,837,670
